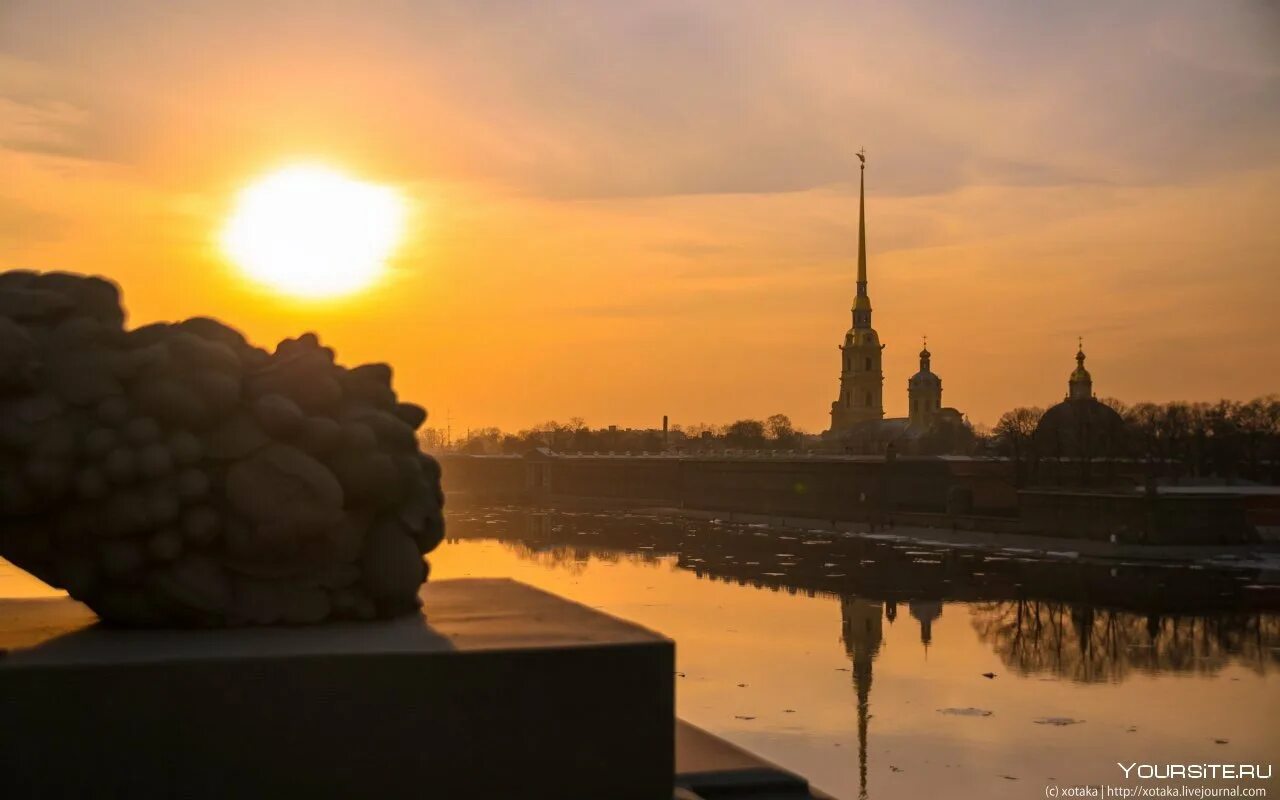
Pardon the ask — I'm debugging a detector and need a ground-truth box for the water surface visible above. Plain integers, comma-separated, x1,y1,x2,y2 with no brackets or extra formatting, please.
436,508,1279,800
4,507,1277,799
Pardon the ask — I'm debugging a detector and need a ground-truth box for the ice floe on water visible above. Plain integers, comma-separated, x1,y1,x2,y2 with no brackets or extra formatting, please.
937,707,993,717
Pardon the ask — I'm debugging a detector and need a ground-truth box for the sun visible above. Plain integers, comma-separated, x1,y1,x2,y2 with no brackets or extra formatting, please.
221,164,406,299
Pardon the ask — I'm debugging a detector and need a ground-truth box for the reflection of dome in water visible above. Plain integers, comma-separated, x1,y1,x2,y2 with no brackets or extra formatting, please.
909,600,943,647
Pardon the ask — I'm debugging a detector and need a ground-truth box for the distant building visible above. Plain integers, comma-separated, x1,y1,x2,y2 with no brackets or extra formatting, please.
829,151,886,435
1034,342,1126,485
827,156,967,454
907,343,941,427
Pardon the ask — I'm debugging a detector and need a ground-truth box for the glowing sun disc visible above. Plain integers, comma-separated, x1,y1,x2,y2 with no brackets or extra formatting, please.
221,164,406,299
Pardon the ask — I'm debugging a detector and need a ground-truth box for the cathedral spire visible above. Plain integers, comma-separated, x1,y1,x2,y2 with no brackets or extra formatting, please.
830,148,885,435
857,148,867,288
852,148,872,330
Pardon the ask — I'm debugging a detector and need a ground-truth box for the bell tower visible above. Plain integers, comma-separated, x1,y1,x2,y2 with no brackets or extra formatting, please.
830,149,885,434
908,338,943,426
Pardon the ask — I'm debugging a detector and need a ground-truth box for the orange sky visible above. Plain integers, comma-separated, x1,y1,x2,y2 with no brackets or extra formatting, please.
2,1,1278,432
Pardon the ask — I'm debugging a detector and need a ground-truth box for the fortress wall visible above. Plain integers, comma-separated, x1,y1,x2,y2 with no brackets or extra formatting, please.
439,454,1003,519
1018,490,1259,544
440,454,1266,545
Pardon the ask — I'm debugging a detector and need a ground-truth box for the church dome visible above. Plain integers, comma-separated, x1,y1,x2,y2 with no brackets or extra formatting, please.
1066,342,1094,400
1036,396,1123,441
1069,348,1092,385
909,369,941,387
1034,343,1124,459
908,344,940,387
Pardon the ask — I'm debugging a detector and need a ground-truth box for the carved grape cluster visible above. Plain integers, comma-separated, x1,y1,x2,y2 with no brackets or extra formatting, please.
0,270,444,626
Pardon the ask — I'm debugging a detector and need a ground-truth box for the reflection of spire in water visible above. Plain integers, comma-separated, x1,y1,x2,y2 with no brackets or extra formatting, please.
885,600,897,624
910,600,943,654
841,597,884,800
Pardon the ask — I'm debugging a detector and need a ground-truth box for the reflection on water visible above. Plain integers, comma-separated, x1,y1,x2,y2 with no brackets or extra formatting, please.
4,507,1277,800
439,508,1279,800
464,509,1280,679
973,601,1278,683
842,597,881,798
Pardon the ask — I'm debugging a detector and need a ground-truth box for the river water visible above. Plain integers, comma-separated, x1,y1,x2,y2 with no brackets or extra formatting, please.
4,506,1277,799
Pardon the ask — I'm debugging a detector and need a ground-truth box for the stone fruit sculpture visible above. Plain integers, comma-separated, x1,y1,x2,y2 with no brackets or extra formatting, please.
0,270,444,625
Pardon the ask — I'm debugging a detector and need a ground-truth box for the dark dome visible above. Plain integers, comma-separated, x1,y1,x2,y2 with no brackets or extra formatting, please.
1034,396,1125,457
910,344,940,388
909,369,940,387
911,368,942,386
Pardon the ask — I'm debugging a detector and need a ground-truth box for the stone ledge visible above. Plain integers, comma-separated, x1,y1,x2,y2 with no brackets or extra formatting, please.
1,578,675,799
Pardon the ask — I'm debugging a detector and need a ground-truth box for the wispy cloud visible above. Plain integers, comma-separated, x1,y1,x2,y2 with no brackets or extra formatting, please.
3,1,1277,197
0,1,1277,428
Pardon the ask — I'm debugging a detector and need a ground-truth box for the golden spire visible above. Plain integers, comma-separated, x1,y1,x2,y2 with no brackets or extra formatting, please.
857,147,867,287
852,148,872,329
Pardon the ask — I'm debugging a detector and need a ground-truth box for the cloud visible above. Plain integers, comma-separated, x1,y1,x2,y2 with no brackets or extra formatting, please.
1,1,1276,199
0,1,1277,430
0,55,127,163
0,95,93,158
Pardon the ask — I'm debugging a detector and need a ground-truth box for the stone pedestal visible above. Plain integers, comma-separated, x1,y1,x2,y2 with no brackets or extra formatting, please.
0,578,675,799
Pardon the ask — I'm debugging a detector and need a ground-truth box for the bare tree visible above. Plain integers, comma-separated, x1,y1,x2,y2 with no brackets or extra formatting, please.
993,406,1044,486
723,419,767,449
765,413,799,448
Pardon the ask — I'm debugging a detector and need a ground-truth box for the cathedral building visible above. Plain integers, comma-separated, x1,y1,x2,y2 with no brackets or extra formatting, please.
829,151,885,433
1033,342,1126,484
827,154,968,454
908,342,942,426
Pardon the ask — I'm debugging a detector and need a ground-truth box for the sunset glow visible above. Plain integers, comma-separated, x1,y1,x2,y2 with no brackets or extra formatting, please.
2,1,1277,430
1,4,1278,796
220,165,405,299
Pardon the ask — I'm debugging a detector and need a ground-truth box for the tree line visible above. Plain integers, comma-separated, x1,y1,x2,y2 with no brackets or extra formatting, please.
424,395,1280,484
421,414,806,455
991,395,1280,484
